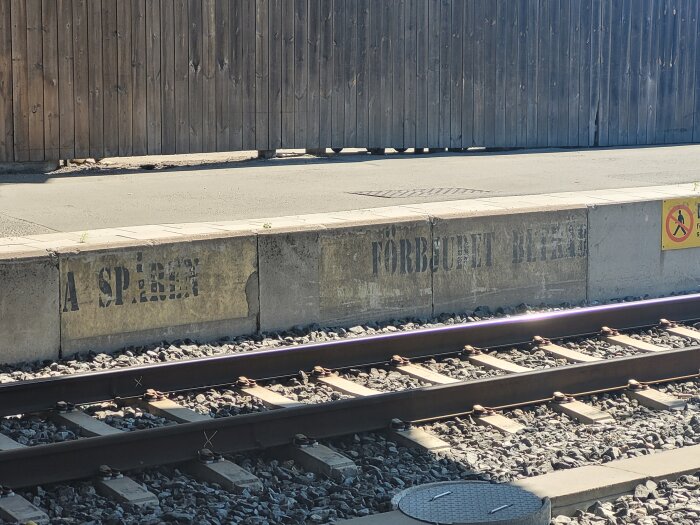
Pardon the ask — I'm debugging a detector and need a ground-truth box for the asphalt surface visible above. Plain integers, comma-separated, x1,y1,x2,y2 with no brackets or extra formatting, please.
1,145,699,236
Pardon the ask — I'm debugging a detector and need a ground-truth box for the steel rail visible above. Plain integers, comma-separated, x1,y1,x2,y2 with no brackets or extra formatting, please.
1,346,698,488
1,294,699,418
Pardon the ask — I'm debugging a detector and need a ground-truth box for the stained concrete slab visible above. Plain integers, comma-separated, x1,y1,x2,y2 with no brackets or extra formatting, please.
432,208,588,313
259,218,433,331
588,200,700,300
58,234,258,354
0,254,59,363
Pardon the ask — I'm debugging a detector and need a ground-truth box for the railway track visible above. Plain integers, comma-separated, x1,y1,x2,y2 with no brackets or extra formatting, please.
0,294,699,500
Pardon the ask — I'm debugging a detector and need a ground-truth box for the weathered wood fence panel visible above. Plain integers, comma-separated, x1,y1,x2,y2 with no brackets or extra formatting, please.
1,0,699,163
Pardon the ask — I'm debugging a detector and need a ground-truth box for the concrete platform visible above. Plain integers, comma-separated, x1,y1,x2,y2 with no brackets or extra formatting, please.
2,178,700,363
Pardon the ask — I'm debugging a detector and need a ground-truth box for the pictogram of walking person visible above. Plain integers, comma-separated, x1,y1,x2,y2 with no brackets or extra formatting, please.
673,209,687,237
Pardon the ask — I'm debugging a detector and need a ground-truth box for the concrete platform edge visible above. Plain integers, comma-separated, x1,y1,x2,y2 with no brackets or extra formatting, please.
1,184,698,362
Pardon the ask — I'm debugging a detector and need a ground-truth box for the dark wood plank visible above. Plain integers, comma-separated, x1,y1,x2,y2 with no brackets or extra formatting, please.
307,0,321,147
71,0,89,157
232,0,246,150
483,0,496,146
344,0,358,147
617,0,632,145
557,0,569,146
404,0,417,148
598,0,612,146
173,0,189,152
42,0,60,160
494,0,506,147
87,1,104,159
426,0,439,147
578,0,592,146
568,0,581,146
117,0,133,155
268,0,282,149
11,0,29,161
146,0,163,154
589,0,602,146
535,0,548,146
679,0,695,143
415,0,428,146
131,0,148,155
516,0,527,147
255,0,269,150
525,0,538,147
331,0,344,147
355,0,369,146
438,0,450,147
280,0,294,147
392,0,405,148
102,0,119,156
546,0,559,146
319,0,333,147
628,0,642,145
637,0,652,145
58,0,76,159
461,0,474,147
668,0,682,143
0,1,14,161
450,0,463,148
294,0,308,148
27,0,45,161
504,0,518,147
379,0,391,146
213,0,229,151
655,0,672,143
201,0,216,152
160,0,176,154
647,0,662,143
188,0,203,152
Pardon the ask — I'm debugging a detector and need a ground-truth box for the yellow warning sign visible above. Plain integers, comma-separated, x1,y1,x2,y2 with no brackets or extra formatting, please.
662,197,700,250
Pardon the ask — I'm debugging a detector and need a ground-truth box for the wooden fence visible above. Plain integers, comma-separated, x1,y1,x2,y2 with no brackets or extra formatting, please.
0,0,699,163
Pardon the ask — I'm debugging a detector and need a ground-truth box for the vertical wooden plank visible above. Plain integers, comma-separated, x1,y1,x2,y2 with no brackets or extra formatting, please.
525,0,538,147
438,0,451,147
657,0,673,143
331,0,344,147
307,0,321,147
392,0,405,148
404,0,417,148
213,0,229,150
58,0,75,159
379,0,391,146
161,0,176,154
667,0,681,143
0,1,14,161
117,0,133,155
578,0,592,146
535,0,548,146
692,0,700,142
294,0,309,148
280,0,294,147
472,0,485,145
188,0,203,152
27,0,45,161
201,0,216,151
11,0,29,161
637,0,652,144
131,0,148,155
617,0,631,146
255,0,269,150
232,0,247,150
461,0,474,147
427,0,440,146
598,0,611,146
415,0,428,146
268,0,282,149
367,0,380,147
557,0,570,145
678,0,695,143
628,0,642,145
546,0,559,146
647,0,662,144
174,0,189,152
449,0,463,148
567,0,580,146
102,0,118,156
516,0,527,147
72,0,89,157
494,0,506,147
319,0,332,147
87,1,103,159
355,0,369,146
42,0,60,160
345,0,358,147
588,0,601,146
146,0,162,154
483,0,496,146
504,0,518,147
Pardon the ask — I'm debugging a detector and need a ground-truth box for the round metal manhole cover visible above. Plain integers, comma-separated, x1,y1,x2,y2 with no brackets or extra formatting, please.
397,481,550,525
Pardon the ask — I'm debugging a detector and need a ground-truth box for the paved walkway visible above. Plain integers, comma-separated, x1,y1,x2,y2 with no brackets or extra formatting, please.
1,145,698,236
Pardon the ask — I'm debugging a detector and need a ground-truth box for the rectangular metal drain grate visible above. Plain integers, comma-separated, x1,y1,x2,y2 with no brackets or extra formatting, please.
348,188,488,198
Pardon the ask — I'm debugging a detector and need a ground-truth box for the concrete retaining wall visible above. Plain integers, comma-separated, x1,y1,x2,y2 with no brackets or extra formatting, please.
1,184,699,364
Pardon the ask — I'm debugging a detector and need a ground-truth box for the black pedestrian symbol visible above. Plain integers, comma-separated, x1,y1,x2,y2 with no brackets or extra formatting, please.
673,210,687,237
